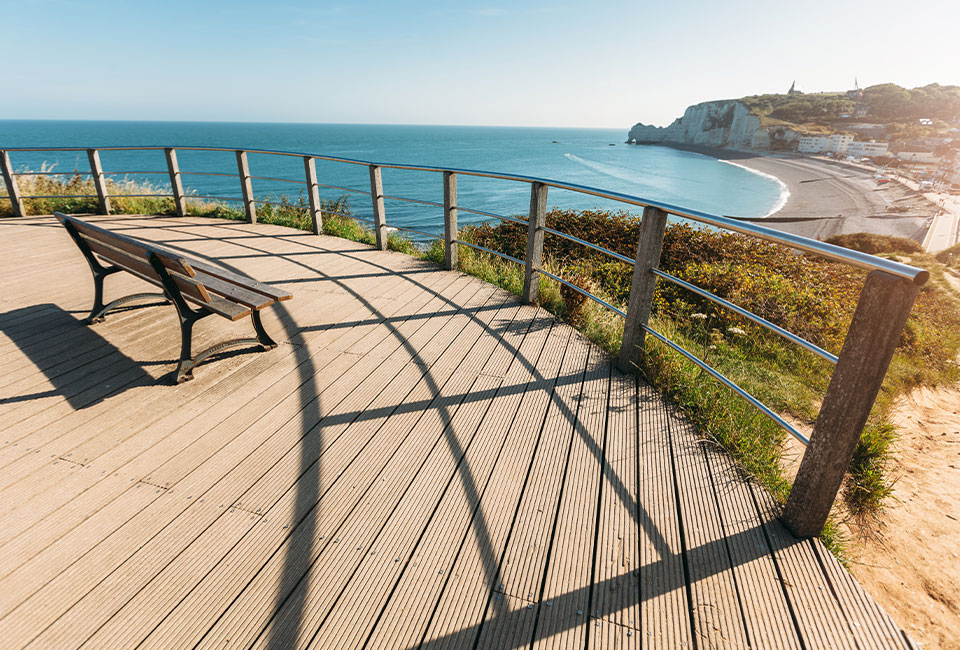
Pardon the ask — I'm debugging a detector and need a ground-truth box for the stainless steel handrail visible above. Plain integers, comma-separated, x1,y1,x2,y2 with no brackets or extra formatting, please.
2,145,927,283
253,198,306,207
643,325,810,444
179,171,239,178
186,195,244,202
456,239,525,266
102,170,169,175
537,268,628,318
381,193,445,209
107,193,173,198
393,224,443,240
314,182,370,195
652,268,839,364
249,175,307,185
13,170,93,176
541,225,635,265
456,205,528,227
18,194,99,199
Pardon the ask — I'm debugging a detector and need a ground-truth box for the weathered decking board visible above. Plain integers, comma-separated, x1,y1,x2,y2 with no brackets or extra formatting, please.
0,214,912,649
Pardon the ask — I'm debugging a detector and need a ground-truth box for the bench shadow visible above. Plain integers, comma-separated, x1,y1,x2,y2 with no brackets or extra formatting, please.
0,303,158,409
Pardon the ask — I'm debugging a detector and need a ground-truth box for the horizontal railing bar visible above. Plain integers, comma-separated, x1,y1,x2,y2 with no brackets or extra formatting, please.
251,199,307,207
392,225,443,240
102,170,169,175
314,181,371,196
178,171,239,178
13,170,93,176
184,195,244,202
317,209,358,221
19,194,99,199
106,193,173,198
541,226,635,265
0,145,926,283
537,268,628,317
643,324,810,445
456,205,528,226
455,239,525,266
381,193,444,209
651,268,839,364
248,175,307,185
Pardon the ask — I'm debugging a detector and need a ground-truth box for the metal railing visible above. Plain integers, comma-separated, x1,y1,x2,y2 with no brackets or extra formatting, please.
0,144,928,537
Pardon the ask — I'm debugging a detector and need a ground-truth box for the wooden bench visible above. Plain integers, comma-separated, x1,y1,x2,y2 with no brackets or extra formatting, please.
55,212,292,383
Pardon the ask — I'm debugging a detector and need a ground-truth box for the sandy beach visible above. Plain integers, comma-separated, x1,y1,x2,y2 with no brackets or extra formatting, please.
730,154,937,241
645,143,939,242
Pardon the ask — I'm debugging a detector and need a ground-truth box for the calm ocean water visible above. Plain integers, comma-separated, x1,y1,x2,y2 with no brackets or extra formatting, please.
0,121,783,235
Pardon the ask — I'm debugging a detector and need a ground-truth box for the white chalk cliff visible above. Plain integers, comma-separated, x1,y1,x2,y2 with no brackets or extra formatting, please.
628,100,800,152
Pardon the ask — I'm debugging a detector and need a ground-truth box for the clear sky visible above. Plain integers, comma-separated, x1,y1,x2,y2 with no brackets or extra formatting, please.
4,0,958,128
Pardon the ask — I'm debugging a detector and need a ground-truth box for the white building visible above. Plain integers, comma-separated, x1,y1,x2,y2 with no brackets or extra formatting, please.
846,140,889,158
797,133,854,154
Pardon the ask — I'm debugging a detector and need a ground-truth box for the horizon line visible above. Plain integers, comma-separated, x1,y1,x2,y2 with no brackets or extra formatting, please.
0,117,631,131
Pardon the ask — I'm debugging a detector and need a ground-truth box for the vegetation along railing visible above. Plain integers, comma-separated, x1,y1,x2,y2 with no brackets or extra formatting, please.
0,145,930,538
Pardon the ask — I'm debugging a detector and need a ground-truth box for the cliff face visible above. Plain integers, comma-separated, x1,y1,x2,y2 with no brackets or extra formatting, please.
628,100,800,152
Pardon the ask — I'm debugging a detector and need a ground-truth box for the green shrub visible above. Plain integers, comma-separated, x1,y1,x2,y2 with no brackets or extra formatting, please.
826,232,923,255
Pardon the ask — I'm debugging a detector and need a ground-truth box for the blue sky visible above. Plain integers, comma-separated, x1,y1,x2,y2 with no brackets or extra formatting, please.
4,0,958,127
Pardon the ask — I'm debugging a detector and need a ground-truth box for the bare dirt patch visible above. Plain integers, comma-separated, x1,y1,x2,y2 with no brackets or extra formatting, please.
846,385,960,649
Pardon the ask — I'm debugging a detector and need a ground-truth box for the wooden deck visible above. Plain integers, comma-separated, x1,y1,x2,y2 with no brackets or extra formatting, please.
0,214,913,649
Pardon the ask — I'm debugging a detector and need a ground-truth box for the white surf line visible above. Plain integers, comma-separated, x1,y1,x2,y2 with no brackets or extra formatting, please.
719,159,790,218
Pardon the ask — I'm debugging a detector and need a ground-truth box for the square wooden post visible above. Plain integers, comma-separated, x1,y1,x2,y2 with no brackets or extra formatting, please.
87,148,111,215
164,148,186,217
236,150,256,224
521,182,548,304
0,150,26,217
369,164,388,251
784,270,921,537
443,171,458,270
304,156,322,235
617,206,669,372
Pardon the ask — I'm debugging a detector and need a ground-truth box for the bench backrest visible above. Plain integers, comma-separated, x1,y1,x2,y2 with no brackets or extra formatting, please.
56,213,213,304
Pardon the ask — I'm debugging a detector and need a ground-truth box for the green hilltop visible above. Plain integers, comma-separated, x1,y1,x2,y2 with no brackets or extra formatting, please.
738,83,960,139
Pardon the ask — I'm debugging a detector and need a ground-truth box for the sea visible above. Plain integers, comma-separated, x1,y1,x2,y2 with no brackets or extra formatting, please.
0,121,786,236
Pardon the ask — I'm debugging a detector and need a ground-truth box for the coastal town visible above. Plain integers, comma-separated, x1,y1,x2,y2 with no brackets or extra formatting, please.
627,82,960,252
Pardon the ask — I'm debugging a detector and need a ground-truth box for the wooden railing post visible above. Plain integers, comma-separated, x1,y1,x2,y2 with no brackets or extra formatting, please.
304,156,322,235
369,164,387,251
784,270,920,538
164,148,186,217
617,206,669,372
521,182,548,303
87,148,111,215
443,171,458,270
0,150,26,217
236,150,256,224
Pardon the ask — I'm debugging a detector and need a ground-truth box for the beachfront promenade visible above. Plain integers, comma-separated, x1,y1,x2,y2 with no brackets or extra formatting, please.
0,213,913,649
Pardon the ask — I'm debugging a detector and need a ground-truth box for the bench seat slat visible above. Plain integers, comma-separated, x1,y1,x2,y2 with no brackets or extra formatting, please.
192,271,275,311
187,259,293,302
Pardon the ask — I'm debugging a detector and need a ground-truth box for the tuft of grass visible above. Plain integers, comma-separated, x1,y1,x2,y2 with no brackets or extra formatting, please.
846,422,898,514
